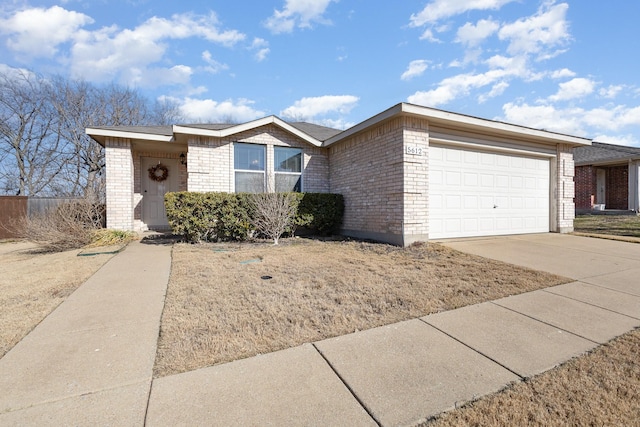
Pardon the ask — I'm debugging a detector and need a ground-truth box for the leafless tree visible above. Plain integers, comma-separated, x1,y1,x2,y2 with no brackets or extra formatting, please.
0,69,71,195
249,192,297,245
0,68,187,198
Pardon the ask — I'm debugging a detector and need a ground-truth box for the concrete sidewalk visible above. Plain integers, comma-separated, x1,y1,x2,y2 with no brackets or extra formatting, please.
0,240,171,426
1,234,639,426
145,234,640,427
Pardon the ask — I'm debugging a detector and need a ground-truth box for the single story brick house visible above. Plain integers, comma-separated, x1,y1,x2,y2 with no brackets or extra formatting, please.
86,103,590,246
573,141,640,214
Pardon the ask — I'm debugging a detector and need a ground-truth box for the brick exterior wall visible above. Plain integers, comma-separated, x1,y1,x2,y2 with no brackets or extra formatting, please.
188,124,329,193
605,165,628,209
574,165,594,209
104,118,578,242
556,144,575,233
105,138,134,230
575,164,629,210
329,117,429,246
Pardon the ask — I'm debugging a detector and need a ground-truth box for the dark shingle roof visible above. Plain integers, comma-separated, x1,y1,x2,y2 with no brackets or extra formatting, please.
287,122,343,141
574,141,640,165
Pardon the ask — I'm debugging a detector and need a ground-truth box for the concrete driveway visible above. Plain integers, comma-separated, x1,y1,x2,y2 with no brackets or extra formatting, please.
441,233,640,296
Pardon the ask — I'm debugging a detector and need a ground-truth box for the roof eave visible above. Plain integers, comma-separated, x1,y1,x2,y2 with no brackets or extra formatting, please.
173,116,322,147
85,127,174,144
324,103,592,147
575,157,640,167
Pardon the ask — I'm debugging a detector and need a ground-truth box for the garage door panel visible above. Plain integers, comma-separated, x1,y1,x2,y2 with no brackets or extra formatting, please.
429,145,550,239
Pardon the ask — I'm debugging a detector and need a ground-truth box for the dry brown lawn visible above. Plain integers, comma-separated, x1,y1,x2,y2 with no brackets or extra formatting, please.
574,214,640,238
155,239,569,377
0,241,115,358
425,328,640,427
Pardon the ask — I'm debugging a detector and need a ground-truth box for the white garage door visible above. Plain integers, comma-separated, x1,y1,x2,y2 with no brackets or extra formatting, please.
429,145,550,239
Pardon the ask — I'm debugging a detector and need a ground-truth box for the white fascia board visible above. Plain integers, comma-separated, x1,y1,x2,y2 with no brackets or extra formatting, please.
324,103,592,147
173,116,322,147
402,103,591,147
85,128,174,142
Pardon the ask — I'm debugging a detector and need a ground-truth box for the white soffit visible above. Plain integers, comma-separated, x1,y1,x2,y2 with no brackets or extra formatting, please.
85,128,174,143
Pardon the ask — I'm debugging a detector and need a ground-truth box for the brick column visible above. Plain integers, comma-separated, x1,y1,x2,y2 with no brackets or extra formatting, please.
556,144,575,233
105,137,134,230
401,117,429,245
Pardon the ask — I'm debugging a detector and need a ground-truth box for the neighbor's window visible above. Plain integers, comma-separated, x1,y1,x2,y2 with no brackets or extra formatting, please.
274,147,302,192
234,143,265,192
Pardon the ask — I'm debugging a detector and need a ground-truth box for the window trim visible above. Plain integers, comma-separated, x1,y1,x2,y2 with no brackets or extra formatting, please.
274,147,303,192
234,142,266,192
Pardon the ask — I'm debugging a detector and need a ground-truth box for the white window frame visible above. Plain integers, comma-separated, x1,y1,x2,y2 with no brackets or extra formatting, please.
234,143,266,193
274,147,303,192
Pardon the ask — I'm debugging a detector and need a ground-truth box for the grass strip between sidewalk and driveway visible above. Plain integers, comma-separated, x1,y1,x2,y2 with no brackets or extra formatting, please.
154,239,570,377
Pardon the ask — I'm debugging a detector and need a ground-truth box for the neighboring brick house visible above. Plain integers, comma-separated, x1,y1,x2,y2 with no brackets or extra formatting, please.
573,141,640,213
87,103,590,246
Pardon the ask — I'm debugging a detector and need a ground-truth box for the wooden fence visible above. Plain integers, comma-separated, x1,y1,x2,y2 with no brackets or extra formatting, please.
0,197,81,239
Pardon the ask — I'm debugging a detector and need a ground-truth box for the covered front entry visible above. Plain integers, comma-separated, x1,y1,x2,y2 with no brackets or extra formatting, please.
141,157,179,229
429,145,550,239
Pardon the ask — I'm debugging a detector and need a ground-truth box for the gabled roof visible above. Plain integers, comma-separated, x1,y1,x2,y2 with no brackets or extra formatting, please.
87,116,342,147
325,103,591,147
172,116,330,147
86,103,592,149
573,141,640,165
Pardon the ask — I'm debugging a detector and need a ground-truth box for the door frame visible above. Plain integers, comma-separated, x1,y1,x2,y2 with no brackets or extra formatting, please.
141,156,179,229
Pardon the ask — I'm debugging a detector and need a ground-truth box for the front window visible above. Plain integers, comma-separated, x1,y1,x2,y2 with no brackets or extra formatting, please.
234,143,265,192
274,147,302,192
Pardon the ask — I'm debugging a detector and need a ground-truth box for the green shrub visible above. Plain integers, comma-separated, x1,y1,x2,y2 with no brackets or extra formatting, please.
164,192,253,243
295,193,344,235
165,192,344,243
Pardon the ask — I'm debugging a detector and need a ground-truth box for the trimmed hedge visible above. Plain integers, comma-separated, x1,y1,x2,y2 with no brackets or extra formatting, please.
165,192,343,243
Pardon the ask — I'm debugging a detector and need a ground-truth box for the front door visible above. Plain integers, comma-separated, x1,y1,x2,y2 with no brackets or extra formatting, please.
141,157,179,229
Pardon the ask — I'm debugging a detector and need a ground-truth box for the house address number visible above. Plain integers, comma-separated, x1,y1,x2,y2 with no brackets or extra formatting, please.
405,146,423,156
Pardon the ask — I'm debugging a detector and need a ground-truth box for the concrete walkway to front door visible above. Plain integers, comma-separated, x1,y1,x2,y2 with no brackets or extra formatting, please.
0,239,171,425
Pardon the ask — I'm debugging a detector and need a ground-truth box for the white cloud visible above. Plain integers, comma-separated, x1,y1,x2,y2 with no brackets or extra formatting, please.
593,134,640,147
123,65,193,88
401,60,430,81
161,96,265,123
455,19,500,47
501,102,586,135
479,81,509,103
599,84,624,99
410,0,515,27
498,2,570,58
280,95,359,120
408,55,530,107
265,0,336,34
316,118,355,130
0,5,93,58
549,77,595,102
250,38,270,62
69,12,245,84
202,51,229,74
502,102,640,137
419,29,442,43
550,68,576,79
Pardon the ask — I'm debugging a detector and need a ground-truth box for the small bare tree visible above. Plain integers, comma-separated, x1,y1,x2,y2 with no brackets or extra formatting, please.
16,199,104,252
249,192,297,245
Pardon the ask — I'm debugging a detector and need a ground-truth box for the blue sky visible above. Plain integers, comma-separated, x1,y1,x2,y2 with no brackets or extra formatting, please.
1,0,639,146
